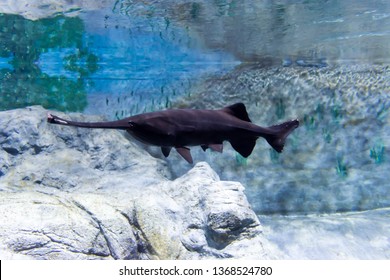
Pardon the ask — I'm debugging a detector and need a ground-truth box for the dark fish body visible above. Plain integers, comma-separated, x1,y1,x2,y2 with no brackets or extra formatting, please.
47,103,299,163
127,109,253,146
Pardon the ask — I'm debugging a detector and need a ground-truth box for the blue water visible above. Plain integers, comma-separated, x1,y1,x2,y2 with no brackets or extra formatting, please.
1,1,389,114
0,3,238,115
1,0,390,259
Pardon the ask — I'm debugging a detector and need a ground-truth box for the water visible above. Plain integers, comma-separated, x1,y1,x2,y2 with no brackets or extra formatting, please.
0,2,238,114
1,0,390,259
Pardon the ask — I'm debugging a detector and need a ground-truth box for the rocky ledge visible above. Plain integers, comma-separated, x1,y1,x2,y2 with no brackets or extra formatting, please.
0,106,277,259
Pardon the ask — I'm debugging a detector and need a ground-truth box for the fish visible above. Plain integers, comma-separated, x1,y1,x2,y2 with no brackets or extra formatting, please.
47,103,299,163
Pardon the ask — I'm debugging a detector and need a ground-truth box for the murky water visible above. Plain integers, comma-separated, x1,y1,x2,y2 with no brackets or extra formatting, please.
1,0,390,258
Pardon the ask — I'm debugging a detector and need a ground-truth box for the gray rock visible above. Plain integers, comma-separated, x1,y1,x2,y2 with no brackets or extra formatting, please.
134,163,279,259
0,106,276,259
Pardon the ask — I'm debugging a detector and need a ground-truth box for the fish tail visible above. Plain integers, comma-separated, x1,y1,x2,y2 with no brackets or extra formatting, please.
264,119,299,153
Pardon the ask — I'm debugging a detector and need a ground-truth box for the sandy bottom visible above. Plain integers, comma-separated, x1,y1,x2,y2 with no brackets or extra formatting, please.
260,208,390,259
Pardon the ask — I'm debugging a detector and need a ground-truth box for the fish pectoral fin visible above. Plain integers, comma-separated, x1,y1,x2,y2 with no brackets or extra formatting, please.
161,147,172,157
208,144,223,153
175,147,193,164
229,138,257,158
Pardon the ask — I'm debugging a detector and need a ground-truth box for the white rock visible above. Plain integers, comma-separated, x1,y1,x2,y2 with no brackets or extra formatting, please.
0,106,274,259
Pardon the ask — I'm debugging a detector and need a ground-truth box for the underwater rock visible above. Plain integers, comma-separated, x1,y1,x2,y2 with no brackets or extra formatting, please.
0,106,170,192
0,106,275,259
134,163,278,259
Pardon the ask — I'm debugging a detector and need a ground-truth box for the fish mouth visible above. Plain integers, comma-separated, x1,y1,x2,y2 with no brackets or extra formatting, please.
47,113,54,122
47,113,69,125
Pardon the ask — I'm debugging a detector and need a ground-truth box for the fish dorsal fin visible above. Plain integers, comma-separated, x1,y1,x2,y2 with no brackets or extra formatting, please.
175,147,193,164
222,103,252,122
